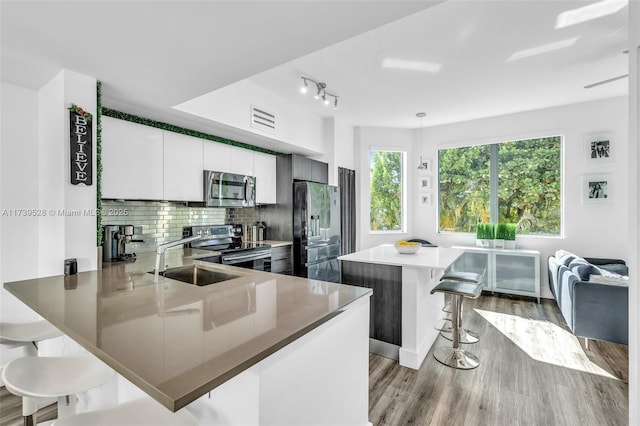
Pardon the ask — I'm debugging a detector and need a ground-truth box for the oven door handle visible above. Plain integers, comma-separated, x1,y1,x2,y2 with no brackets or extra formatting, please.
223,252,271,263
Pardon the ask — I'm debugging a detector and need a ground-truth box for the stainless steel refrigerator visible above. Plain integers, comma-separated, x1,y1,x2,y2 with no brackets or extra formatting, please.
293,182,341,283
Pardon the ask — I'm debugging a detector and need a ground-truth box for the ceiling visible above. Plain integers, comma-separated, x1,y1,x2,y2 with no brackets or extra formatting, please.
1,1,629,149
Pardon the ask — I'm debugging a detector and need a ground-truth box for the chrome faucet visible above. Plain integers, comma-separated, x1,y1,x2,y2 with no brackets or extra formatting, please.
153,234,204,282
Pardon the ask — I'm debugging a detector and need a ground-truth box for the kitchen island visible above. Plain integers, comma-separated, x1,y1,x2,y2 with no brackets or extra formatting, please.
4,249,372,425
339,244,463,370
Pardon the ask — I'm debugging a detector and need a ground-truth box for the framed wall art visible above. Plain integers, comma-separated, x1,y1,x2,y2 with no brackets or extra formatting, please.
584,135,612,163
420,192,433,206
582,174,611,204
418,157,434,174
418,176,433,191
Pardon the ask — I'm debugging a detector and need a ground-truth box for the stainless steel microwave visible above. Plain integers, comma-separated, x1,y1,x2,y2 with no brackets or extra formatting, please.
203,170,256,208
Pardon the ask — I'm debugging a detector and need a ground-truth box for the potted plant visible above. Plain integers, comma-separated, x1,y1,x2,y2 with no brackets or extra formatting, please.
504,223,517,249
476,223,495,248
494,223,508,249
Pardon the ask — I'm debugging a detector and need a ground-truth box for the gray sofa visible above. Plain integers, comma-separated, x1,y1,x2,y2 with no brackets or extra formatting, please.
547,250,628,345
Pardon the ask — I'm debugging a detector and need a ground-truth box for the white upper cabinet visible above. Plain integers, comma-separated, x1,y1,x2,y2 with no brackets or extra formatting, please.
102,117,276,204
253,152,276,204
102,117,164,200
228,147,254,176
203,140,231,173
163,132,203,202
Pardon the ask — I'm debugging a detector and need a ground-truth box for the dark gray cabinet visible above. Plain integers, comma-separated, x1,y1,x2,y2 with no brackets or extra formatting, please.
341,260,403,346
291,154,328,184
262,154,329,241
269,245,292,275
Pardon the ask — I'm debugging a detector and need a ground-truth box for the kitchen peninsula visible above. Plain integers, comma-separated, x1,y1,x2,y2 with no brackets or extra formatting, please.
339,244,463,369
4,250,372,425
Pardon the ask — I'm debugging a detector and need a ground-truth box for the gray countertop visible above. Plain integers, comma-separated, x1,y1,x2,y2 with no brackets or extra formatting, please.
3,249,370,412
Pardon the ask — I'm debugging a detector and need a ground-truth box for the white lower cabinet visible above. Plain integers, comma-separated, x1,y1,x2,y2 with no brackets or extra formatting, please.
451,246,540,302
253,152,276,204
163,132,203,202
102,117,164,200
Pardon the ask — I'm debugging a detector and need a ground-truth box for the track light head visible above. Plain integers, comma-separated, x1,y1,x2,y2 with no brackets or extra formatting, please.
300,78,309,94
333,97,338,110
314,82,326,99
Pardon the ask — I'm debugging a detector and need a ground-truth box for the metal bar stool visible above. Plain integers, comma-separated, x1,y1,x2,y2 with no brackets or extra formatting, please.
52,397,199,426
2,356,114,426
431,280,482,369
437,271,484,344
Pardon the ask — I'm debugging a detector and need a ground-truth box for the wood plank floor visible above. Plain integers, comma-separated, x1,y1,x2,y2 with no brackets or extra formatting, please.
370,294,628,426
0,295,628,425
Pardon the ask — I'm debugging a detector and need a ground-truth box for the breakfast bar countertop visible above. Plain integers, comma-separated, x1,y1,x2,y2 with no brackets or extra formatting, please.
338,244,464,269
3,249,371,412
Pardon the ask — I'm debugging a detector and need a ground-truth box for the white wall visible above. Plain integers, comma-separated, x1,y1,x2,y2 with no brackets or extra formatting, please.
36,70,98,275
174,79,324,154
354,127,415,251
1,70,97,325
628,0,639,422
412,97,628,299
309,117,356,187
334,119,356,172
0,83,42,322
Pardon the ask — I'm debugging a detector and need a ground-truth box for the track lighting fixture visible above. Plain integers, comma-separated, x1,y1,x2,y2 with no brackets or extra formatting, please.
300,77,339,110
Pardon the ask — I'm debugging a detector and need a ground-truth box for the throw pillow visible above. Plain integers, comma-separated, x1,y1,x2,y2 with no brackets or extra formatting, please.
568,258,600,281
597,263,629,276
555,249,579,266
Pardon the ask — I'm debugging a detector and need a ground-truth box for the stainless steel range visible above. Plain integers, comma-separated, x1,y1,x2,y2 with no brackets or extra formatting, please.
183,225,271,271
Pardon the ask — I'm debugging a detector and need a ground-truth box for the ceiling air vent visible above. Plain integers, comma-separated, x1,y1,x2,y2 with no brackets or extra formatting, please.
250,105,276,133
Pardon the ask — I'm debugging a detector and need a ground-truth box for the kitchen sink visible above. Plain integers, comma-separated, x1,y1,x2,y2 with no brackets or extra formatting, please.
149,265,244,286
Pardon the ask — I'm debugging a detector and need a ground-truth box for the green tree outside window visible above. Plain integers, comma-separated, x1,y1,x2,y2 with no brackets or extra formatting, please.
370,150,404,231
439,136,561,235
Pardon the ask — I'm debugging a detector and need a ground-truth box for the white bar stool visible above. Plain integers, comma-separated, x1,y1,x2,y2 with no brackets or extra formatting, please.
2,356,114,426
0,321,63,357
52,397,200,426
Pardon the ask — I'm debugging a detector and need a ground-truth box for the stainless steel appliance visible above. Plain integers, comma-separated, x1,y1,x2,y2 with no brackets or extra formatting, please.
102,225,143,262
183,225,271,271
203,170,256,208
293,182,341,282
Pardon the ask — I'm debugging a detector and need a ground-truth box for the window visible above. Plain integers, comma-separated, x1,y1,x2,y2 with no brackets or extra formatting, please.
439,136,562,235
370,150,405,232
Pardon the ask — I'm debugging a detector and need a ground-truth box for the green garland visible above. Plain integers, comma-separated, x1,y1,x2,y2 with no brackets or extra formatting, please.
96,82,103,246
69,103,93,122
102,108,282,156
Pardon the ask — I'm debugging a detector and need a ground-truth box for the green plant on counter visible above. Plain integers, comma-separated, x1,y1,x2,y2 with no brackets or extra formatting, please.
495,223,509,240
505,223,517,241
476,223,495,240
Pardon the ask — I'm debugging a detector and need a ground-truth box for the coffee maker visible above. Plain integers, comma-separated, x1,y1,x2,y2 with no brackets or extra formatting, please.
102,225,143,262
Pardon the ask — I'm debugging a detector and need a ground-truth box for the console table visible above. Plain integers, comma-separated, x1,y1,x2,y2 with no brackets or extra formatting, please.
451,246,540,302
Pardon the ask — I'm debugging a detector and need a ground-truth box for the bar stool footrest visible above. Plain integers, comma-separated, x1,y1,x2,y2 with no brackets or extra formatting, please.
433,347,480,370
440,328,480,344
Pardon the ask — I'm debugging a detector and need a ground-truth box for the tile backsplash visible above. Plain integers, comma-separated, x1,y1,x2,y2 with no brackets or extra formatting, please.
102,200,262,253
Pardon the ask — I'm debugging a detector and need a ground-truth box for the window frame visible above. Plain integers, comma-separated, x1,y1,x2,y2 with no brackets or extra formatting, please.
368,148,407,234
437,135,564,237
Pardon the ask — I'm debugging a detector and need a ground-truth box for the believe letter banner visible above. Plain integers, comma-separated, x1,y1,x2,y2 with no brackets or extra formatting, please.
69,108,93,186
